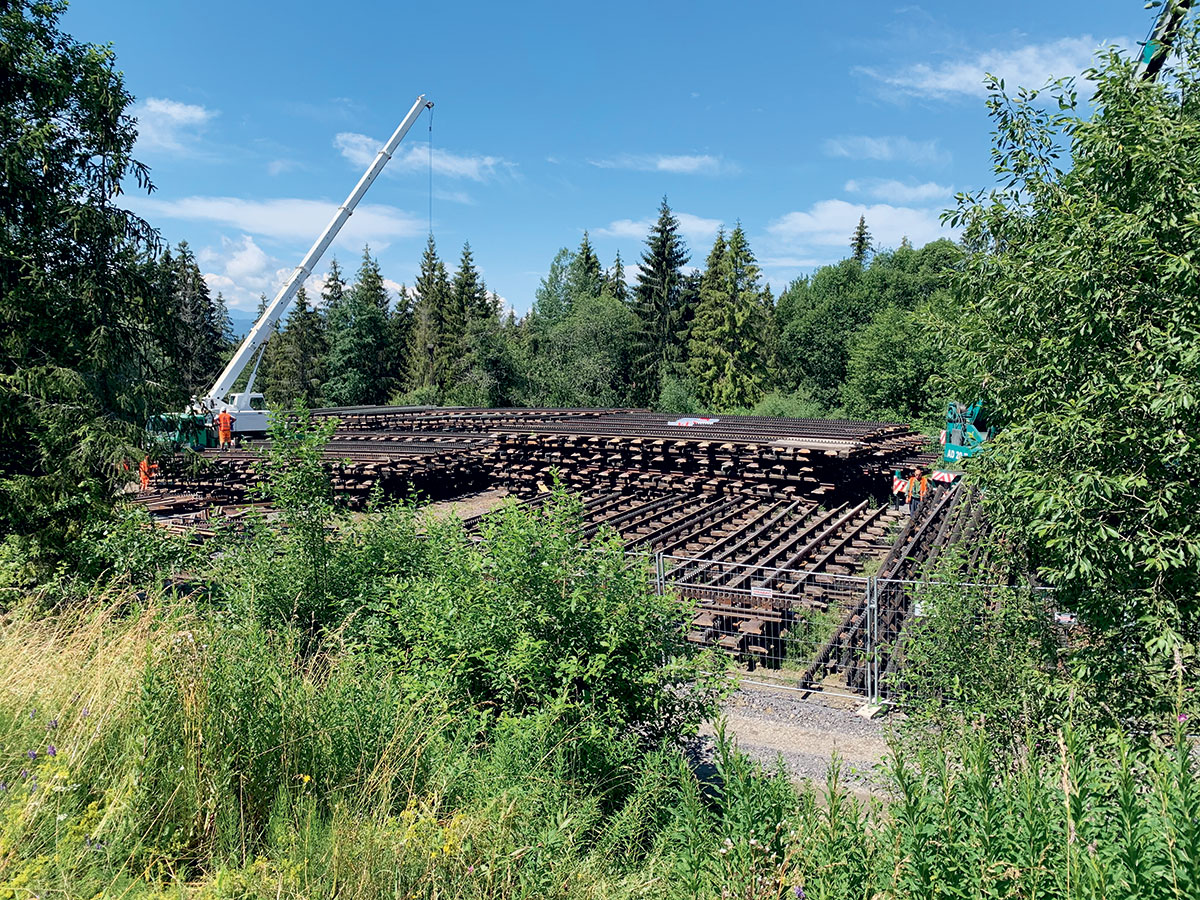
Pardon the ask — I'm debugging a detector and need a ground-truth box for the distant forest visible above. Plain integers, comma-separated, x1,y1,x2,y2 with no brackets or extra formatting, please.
170,201,961,427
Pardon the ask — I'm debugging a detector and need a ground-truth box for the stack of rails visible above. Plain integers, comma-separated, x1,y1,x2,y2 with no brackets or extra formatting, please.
479,410,927,500
155,407,926,508
154,431,495,506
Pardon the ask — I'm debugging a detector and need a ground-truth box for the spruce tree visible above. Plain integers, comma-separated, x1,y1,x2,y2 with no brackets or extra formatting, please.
688,224,769,410
324,247,391,406
168,242,228,398
632,197,691,405
321,258,347,315
407,235,453,394
567,231,603,302
850,215,873,263
262,287,327,405
606,251,630,304
453,242,490,325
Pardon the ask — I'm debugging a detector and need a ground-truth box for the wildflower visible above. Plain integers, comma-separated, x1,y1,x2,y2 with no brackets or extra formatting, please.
466,865,475,875
793,886,806,900
57,813,67,822
81,708,89,719
29,709,36,720
1180,714,1190,723
27,750,36,760
300,774,311,784
20,770,28,780
47,719,57,730
0,782,7,792
46,745,56,757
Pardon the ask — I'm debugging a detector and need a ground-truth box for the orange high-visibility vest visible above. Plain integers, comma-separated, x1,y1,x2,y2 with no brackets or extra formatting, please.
906,475,918,499
919,475,929,499
216,411,235,433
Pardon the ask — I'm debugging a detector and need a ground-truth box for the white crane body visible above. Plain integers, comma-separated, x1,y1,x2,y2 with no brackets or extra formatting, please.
197,93,433,433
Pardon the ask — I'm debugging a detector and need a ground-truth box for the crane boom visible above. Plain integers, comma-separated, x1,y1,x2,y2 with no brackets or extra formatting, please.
199,93,433,427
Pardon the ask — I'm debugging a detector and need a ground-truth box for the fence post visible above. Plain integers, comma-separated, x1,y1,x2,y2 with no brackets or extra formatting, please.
655,551,665,595
867,576,878,704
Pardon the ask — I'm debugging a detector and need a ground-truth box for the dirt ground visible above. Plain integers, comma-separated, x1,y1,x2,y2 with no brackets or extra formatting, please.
694,686,895,800
419,487,513,523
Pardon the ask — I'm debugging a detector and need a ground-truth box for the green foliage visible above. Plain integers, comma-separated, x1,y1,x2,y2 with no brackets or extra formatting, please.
688,226,773,410
406,235,457,395
749,389,826,419
262,287,327,406
841,303,943,424
776,240,960,411
0,0,177,557
523,292,638,407
389,485,724,755
631,198,695,405
323,247,393,406
897,574,1063,746
247,405,339,625
944,35,1200,673
849,214,872,264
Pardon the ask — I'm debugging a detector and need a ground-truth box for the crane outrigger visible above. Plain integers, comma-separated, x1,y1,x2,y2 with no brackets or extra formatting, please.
172,93,433,441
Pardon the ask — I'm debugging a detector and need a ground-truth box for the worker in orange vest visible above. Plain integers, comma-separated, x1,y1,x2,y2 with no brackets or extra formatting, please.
919,474,930,504
215,409,236,450
138,457,158,491
906,473,920,515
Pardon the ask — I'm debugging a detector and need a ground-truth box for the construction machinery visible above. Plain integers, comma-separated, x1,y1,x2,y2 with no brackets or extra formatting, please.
164,93,434,445
942,400,989,464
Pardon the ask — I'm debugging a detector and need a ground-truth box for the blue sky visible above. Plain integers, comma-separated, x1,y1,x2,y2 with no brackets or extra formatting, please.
64,1,1151,329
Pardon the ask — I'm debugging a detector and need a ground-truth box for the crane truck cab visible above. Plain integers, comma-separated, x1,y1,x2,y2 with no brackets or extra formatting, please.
219,393,268,435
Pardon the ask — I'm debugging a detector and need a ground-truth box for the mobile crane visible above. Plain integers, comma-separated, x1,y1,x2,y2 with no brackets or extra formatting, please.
164,93,433,444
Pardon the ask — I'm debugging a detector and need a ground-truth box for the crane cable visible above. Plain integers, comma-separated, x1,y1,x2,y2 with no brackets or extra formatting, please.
428,104,435,236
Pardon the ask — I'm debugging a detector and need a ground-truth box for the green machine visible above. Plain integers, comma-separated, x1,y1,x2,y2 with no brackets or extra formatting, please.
943,400,990,464
147,412,215,451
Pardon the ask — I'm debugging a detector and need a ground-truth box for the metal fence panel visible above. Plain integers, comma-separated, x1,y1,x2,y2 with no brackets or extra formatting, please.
661,553,876,700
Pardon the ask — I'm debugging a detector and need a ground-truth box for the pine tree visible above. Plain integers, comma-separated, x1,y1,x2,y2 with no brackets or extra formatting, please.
407,235,453,393
632,197,691,404
606,251,630,304
567,231,603,302
688,224,769,410
324,247,391,405
850,215,873,263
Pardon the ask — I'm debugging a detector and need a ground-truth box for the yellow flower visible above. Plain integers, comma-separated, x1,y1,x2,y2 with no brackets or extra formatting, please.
300,774,311,784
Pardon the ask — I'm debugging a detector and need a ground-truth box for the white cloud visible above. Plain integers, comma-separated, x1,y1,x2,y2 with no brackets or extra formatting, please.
124,195,423,246
334,133,513,181
864,34,1130,99
595,212,722,244
433,188,475,205
134,97,216,153
199,235,338,313
589,153,737,175
266,159,299,176
766,199,953,255
823,135,950,165
845,178,954,204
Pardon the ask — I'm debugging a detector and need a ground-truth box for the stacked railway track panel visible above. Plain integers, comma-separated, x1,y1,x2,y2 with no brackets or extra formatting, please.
142,406,984,700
